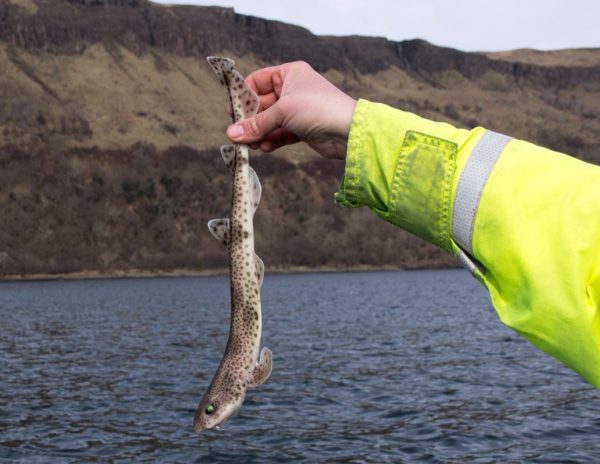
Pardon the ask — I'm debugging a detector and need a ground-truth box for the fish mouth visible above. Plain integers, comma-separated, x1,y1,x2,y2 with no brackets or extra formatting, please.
193,414,231,433
193,403,242,432
214,402,242,429
213,417,228,430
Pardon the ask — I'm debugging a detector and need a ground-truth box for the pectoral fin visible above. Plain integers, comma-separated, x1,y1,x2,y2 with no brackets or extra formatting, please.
249,347,272,386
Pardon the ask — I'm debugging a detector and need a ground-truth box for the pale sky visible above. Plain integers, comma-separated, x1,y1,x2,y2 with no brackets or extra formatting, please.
152,0,599,52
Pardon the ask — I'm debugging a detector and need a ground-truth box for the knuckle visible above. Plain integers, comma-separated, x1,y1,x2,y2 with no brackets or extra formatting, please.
246,117,262,138
292,60,309,68
290,60,312,72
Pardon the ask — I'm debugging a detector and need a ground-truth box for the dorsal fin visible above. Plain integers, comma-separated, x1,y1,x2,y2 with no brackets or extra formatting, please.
207,218,230,247
220,144,235,170
248,166,262,213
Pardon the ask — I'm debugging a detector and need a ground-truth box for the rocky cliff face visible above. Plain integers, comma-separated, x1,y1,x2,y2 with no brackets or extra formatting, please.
0,0,598,277
2,0,599,83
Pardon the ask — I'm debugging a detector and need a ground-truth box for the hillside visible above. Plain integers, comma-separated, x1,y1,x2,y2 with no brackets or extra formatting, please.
0,0,599,278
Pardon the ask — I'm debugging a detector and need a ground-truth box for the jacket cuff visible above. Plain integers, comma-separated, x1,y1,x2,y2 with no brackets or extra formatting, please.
335,99,459,252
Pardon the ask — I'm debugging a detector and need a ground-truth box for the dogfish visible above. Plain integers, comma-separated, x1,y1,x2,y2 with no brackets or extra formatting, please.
194,56,272,432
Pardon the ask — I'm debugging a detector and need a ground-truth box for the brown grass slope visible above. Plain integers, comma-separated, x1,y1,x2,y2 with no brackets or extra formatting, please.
0,0,598,277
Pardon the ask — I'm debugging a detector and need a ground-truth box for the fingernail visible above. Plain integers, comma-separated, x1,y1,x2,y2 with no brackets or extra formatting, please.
227,123,244,139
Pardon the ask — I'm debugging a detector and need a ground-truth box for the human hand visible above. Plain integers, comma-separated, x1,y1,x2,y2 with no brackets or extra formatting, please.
226,61,357,160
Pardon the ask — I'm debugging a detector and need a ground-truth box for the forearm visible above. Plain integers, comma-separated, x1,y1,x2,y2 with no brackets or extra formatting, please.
336,99,600,388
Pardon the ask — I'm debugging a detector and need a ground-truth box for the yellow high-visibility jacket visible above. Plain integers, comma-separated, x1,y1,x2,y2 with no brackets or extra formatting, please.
335,99,600,388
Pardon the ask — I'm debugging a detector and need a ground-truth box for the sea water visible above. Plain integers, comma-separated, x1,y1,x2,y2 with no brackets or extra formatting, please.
1,270,599,463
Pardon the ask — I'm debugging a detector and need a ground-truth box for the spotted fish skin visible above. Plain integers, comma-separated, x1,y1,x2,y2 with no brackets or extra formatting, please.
194,57,272,432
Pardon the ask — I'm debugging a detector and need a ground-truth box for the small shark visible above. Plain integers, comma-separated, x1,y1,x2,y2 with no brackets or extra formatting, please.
194,56,272,432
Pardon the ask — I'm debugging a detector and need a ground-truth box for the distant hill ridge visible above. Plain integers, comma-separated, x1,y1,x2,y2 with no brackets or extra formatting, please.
1,0,599,84
0,0,598,278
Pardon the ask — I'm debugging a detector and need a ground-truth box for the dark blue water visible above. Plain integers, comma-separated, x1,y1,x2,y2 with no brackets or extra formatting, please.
1,270,599,463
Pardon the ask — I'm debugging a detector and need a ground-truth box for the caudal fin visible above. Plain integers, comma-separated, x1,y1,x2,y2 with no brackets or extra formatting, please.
207,56,259,122
206,56,235,86
229,69,259,120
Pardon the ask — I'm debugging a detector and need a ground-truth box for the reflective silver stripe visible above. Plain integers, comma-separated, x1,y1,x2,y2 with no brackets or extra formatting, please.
456,249,479,275
452,130,511,255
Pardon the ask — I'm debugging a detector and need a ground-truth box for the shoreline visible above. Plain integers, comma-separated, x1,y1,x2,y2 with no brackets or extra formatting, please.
0,263,459,282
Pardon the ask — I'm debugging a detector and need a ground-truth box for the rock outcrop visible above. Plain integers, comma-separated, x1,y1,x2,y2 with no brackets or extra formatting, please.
1,0,598,86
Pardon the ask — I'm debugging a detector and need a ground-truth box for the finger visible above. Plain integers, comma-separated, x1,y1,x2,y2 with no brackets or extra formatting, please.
258,92,278,112
246,65,286,96
226,103,284,144
245,66,279,94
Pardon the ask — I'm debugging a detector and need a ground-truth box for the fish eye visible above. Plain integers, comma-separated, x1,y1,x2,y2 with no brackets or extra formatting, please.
205,404,216,415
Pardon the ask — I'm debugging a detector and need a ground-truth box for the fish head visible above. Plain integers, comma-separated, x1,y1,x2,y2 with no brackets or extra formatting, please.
193,383,246,432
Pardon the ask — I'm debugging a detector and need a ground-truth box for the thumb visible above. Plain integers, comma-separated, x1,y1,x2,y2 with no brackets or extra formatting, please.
226,104,283,144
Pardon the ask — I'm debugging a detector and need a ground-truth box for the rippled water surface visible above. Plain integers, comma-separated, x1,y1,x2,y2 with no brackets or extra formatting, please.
1,270,600,463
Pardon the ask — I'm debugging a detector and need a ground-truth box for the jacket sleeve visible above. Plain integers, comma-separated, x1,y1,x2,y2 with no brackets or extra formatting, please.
335,99,600,389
